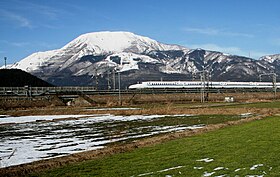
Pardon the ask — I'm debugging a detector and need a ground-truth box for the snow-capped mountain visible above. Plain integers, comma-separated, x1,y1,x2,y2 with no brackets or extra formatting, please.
260,54,280,69
4,31,280,88
9,31,184,72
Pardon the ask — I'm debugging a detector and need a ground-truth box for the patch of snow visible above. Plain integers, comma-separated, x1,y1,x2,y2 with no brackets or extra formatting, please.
203,171,215,177
85,107,141,111
250,164,264,170
214,167,224,171
8,49,60,72
0,114,202,168
63,31,184,54
187,124,204,130
136,166,185,177
158,166,185,172
194,167,203,170
0,115,97,124
225,65,232,72
106,52,160,72
137,172,154,176
240,113,252,117
197,158,214,163
234,168,241,172
260,54,280,63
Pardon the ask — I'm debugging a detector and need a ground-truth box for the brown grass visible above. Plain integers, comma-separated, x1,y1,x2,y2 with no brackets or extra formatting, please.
1,102,279,118
0,91,279,111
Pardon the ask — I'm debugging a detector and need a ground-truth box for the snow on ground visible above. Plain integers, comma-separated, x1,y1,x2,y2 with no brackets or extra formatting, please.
0,114,199,168
133,159,272,177
0,115,97,124
136,166,185,176
157,166,185,173
196,158,214,163
240,113,252,117
214,167,225,171
193,162,272,177
0,114,193,125
203,171,215,177
250,164,264,170
85,107,141,111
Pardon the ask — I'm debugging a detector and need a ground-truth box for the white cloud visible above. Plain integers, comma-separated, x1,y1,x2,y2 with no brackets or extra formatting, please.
188,43,243,55
249,51,269,59
0,40,30,47
0,10,32,28
184,27,220,35
18,1,61,20
187,43,267,59
183,27,254,38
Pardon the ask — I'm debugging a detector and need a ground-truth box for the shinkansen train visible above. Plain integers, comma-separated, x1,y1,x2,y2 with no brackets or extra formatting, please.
128,81,280,89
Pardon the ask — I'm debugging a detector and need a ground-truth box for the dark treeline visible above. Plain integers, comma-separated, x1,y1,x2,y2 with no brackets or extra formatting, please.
0,69,53,87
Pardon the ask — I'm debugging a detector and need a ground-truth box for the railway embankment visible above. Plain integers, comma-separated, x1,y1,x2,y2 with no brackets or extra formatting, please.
0,91,279,110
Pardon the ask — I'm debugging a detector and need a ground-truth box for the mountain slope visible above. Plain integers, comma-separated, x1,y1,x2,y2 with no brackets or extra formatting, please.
4,31,280,88
260,54,280,68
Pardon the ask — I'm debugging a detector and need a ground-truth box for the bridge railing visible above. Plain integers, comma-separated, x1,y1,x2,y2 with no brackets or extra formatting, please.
0,86,96,96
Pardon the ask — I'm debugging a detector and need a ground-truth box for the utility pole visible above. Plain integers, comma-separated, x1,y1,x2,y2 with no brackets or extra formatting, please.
205,70,210,101
196,68,211,103
95,70,98,91
118,58,123,105
200,70,205,103
4,57,7,68
196,70,205,103
260,73,277,99
112,70,115,90
107,69,111,90
118,71,121,105
273,73,277,99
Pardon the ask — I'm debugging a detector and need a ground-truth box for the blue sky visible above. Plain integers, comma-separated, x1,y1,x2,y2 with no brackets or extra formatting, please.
1,0,280,65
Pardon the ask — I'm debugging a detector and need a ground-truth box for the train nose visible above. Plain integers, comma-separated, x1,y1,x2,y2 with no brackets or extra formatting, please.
128,84,143,89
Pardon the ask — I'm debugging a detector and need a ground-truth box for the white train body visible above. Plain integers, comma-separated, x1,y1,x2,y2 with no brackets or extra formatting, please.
128,81,279,89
